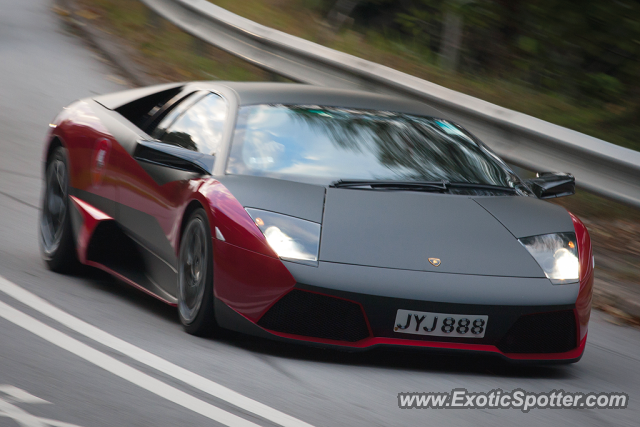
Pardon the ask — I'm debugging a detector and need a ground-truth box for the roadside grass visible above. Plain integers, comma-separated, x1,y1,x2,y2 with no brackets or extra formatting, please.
552,190,640,222
209,0,640,153
75,0,274,82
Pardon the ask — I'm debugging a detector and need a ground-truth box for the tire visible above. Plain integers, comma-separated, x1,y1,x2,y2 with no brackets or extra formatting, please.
39,146,79,273
178,208,217,336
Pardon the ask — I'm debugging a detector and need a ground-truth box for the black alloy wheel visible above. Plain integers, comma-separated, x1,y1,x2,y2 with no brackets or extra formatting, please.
40,146,78,273
178,208,217,336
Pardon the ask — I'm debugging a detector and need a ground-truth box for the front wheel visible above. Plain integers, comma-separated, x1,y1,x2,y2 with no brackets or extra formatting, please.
178,208,217,336
39,146,79,273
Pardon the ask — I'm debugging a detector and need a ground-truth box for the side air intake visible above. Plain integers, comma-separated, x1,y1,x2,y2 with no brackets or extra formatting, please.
497,310,577,354
257,290,371,342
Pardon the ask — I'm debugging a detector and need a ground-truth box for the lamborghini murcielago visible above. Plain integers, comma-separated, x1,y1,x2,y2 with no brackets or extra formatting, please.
40,82,593,363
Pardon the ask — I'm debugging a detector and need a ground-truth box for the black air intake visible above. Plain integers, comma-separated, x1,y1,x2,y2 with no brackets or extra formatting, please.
497,310,577,354
257,290,370,342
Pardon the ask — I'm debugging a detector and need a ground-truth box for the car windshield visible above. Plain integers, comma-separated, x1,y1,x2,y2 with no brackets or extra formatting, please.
226,104,523,190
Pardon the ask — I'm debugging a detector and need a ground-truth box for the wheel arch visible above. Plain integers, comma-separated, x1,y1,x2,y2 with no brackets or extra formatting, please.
179,199,209,247
44,135,65,171
176,195,218,335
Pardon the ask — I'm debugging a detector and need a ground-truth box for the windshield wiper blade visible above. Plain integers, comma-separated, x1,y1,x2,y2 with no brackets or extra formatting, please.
330,180,517,193
330,179,447,192
445,182,516,193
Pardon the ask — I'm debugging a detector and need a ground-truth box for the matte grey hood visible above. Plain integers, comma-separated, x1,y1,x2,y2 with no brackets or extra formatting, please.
319,189,547,277
216,175,326,222
472,195,575,238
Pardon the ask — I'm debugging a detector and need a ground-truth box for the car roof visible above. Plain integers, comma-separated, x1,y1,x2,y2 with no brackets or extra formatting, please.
92,81,447,120
197,81,446,118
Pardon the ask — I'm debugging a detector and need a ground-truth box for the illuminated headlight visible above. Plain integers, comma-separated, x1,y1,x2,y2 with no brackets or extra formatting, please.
245,208,320,265
519,232,579,284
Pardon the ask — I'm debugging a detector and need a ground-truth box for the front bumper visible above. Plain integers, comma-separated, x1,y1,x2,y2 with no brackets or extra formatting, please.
217,260,587,363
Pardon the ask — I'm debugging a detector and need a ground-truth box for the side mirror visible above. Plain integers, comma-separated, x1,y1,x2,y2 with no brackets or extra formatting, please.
134,140,213,175
524,172,575,199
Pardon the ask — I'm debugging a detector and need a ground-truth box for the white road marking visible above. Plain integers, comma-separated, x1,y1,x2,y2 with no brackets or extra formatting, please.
0,397,49,427
0,275,313,427
0,299,260,427
0,385,51,404
0,385,82,427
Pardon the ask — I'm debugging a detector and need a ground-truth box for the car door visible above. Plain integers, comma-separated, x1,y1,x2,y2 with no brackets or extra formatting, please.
115,91,228,298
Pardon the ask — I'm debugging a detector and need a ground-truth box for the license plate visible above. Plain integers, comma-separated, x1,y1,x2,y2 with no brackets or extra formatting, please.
394,309,488,338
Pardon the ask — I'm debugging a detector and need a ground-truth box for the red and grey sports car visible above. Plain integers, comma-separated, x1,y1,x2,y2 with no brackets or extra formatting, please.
40,82,593,363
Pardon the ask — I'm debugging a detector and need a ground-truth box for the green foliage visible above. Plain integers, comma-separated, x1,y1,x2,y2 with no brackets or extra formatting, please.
580,73,624,103
351,0,640,109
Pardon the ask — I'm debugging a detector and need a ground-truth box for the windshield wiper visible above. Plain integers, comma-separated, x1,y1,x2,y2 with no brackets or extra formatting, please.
330,179,517,193
445,182,517,193
330,179,447,192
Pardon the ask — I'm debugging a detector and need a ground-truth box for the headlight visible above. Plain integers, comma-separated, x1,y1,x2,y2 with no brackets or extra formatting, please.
245,208,320,265
519,232,579,284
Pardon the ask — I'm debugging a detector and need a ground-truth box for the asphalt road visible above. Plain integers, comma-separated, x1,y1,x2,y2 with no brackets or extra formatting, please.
0,1,638,426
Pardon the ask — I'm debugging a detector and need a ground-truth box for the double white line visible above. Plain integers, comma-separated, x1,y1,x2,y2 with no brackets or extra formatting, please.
0,276,313,427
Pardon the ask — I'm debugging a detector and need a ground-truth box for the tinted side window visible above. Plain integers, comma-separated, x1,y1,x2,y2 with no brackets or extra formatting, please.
115,86,183,128
150,91,206,140
160,93,228,155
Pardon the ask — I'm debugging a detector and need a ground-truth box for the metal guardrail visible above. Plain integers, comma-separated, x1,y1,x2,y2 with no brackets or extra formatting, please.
141,0,640,208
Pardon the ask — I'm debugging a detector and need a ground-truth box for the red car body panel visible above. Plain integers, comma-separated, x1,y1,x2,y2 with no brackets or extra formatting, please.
571,213,594,342
264,326,587,360
213,241,296,322
69,195,112,264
